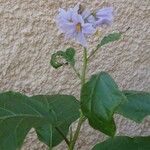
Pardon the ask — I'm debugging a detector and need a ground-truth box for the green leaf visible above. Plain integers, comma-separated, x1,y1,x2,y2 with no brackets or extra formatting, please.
81,72,127,136
0,91,51,150
0,92,80,149
98,32,122,48
33,95,80,147
50,51,65,69
116,91,150,123
65,48,75,66
36,124,69,147
50,48,75,69
92,136,150,150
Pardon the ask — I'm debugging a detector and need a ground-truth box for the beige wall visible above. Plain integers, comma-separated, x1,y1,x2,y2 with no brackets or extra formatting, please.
0,0,150,149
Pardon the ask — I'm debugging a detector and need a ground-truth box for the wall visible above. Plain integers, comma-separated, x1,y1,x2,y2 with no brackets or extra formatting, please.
0,0,150,149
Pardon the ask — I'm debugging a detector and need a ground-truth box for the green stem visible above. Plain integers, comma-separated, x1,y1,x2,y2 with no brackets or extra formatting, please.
81,48,88,86
55,127,70,146
70,64,81,79
69,115,86,150
87,44,100,61
68,48,88,150
69,126,73,142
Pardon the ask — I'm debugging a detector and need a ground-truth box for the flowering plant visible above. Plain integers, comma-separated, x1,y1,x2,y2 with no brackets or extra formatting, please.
0,3,150,150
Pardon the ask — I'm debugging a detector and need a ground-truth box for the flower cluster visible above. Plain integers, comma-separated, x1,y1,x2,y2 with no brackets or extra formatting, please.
56,4,113,47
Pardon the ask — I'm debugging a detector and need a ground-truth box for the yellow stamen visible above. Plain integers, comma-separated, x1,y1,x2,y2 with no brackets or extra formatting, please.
95,29,101,37
76,23,82,32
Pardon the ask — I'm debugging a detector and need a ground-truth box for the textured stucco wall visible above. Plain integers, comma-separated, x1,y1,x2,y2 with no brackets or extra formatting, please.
0,0,150,150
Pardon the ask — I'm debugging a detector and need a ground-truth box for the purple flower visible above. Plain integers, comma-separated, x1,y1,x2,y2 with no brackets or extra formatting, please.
73,4,113,28
72,3,95,24
56,7,96,47
81,9,96,24
95,7,113,27
56,4,114,47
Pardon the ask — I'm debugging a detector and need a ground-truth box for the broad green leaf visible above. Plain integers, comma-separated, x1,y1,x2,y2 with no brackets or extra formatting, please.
0,92,80,150
36,123,69,147
50,48,75,69
98,32,122,48
0,91,51,150
33,95,80,147
92,136,150,150
81,72,127,136
116,91,150,123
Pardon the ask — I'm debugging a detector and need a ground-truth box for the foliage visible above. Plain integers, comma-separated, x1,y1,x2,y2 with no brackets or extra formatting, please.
0,3,149,150
92,136,150,150
81,72,127,136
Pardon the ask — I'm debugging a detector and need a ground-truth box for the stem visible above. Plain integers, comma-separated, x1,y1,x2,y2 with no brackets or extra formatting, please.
81,48,88,86
69,115,86,150
68,48,88,150
87,44,100,61
70,64,81,79
69,126,73,142
55,127,70,146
